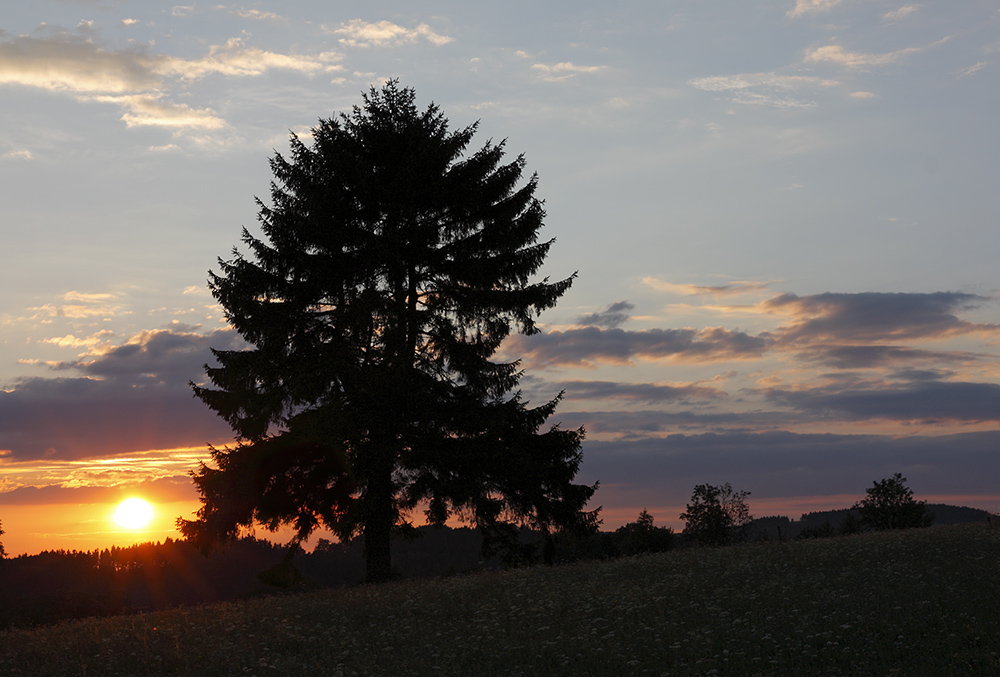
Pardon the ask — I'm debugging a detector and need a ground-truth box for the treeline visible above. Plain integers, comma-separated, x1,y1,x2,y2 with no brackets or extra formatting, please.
0,515,678,630
0,501,993,630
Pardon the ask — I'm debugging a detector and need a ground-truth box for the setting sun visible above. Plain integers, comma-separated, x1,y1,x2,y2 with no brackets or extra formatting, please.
113,498,154,529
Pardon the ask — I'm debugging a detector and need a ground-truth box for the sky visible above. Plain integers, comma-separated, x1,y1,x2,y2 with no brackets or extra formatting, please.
2,0,999,557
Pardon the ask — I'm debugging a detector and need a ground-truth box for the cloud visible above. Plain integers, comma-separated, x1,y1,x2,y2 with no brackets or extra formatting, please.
42,330,114,350
549,380,727,405
643,278,772,297
86,94,225,129
576,301,635,328
24,290,125,320
798,344,982,370
786,0,844,19
0,33,338,132
152,37,335,79
882,5,920,23
764,379,1000,424
764,291,997,344
0,328,242,461
330,20,453,48
1,149,32,160
688,72,838,108
578,430,1000,509
224,7,284,22
959,61,989,77
804,38,950,69
508,326,773,368
531,62,606,82
0,36,160,93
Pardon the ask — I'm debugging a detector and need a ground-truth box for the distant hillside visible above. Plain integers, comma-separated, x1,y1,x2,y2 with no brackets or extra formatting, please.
751,504,993,540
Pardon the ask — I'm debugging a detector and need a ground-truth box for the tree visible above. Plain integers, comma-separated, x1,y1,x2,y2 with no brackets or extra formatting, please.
0,518,5,558
852,473,934,531
616,509,674,555
679,483,752,546
179,81,598,582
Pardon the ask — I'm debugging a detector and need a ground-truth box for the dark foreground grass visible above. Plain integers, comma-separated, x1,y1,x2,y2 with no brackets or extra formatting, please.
2,524,999,676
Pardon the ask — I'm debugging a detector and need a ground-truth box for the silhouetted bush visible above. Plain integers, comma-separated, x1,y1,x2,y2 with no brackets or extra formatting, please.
853,473,934,531
616,510,674,555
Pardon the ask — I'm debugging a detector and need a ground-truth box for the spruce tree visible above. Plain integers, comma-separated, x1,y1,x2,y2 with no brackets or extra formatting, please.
180,81,598,582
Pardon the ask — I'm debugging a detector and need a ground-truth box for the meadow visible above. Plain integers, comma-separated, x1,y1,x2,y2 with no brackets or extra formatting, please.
1,523,998,676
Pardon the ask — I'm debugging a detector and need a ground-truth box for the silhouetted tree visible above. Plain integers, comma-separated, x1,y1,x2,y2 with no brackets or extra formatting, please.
680,483,752,546
853,473,934,531
0,518,6,558
181,81,598,583
617,509,674,555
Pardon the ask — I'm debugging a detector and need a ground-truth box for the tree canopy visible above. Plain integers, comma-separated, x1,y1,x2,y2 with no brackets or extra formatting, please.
180,81,598,582
679,483,752,546
853,473,933,531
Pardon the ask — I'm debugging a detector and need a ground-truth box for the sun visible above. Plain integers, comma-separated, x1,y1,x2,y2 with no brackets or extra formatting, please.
113,498,154,529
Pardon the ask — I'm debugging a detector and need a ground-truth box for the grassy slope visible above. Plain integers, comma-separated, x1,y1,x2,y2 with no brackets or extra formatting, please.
2,524,999,677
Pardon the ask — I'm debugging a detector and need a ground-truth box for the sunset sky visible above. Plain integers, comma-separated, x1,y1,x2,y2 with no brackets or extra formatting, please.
2,0,999,557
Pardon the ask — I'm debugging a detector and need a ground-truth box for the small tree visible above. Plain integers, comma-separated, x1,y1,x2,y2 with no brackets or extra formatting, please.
852,473,934,531
680,483,752,546
617,509,674,555
0,518,6,558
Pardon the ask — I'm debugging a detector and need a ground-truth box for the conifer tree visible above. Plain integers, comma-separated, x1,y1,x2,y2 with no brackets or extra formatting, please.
180,81,598,582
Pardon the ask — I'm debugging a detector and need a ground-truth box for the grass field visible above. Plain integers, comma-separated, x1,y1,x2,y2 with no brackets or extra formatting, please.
2,523,998,676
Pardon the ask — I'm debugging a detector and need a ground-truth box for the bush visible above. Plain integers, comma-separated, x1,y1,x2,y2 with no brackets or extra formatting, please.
853,473,934,531
616,510,674,555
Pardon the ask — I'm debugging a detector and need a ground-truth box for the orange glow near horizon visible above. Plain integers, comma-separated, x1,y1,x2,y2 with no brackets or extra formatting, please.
3,493,999,558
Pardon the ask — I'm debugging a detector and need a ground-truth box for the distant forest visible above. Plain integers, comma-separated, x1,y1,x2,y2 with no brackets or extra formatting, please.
0,503,991,630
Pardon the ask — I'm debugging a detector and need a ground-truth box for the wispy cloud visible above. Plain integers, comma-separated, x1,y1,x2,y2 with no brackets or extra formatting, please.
1,149,32,160
509,326,773,368
804,38,949,69
688,72,838,108
531,62,606,82
86,94,225,129
959,61,989,77
329,20,453,48
0,33,339,133
643,278,772,297
786,0,844,19
882,5,921,23
552,380,727,404
24,291,125,321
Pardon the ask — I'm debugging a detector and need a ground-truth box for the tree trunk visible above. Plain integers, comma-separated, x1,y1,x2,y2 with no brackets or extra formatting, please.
363,445,394,583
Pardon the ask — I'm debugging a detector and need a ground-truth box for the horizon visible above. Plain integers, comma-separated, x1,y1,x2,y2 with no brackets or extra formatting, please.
3,1,1000,557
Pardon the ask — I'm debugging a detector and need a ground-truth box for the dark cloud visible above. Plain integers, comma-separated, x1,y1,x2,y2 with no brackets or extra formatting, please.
552,409,793,437
509,326,772,367
0,328,242,460
797,344,981,369
764,379,1000,423
576,430,1000,510
576,300,635,328
552,380,726,404
768,291,997,344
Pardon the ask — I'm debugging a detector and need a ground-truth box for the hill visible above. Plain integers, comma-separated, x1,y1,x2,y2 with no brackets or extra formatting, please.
751,503,993,540
1,523,998,676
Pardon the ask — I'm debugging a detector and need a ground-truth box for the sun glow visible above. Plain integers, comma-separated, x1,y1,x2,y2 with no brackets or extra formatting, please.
113,498,154,529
